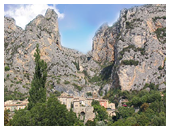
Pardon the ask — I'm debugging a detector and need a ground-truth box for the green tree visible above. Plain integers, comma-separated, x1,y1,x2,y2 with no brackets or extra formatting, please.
150,112,166,126
11,109,31,126
4,110,9,126
112,119,125,126
11,96,80,126
118,107,135,119
140,103,149,112
91,100,100,106
144,108,155,120
124,117,137,126
91,100,108,121
135,113,150,126
28,44,47,110
93,105,108,121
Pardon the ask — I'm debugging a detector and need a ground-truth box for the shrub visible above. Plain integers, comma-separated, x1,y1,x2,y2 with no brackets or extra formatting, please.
72,83,82,91
89,75,101,82
126,21,134,29
121,60,139,66
118,45,145,60
158,66,163,70
155,27,166,43
86,92,92,96
54,90,61,97
99,91,103,96
5,66,10,71
85,120,96,126
64,80,70,84
7,74,9,78
57,80,60,84
72,61,80,70
16,81,22,84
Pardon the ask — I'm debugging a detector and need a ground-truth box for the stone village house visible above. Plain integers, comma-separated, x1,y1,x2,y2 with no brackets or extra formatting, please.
58,92,116,123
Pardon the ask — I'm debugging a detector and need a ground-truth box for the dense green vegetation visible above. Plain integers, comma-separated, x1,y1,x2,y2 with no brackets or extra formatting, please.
103,83,166,126
10,95,82,126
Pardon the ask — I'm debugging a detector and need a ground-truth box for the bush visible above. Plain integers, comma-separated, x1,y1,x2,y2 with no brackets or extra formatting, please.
121,60,139,66
155,27,166,43
158,66,163,70
89,74,101,83
99,91,103,96
72,61,79,70
64,80,70,84
86,92,92,96
54,90,61,97
85,120,96,126
16,81,22,84
5,66,10,71
72,83,82,91
126,21,134,29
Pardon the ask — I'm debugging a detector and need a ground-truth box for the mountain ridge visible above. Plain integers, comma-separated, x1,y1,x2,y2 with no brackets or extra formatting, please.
4,4,166,101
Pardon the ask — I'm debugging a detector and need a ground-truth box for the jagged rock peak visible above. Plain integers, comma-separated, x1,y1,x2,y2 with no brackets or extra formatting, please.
45,8,58,22
4,16,16,24
95,23,108,35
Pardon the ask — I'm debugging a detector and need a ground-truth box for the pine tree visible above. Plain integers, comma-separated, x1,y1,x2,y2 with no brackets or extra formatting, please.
28,44,47,110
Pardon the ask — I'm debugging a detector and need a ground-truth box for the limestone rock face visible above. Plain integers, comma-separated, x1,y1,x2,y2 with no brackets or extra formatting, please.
91,4,166,91
4,4,166,99
4,9,102,97
111,4,166,91
92,23,116,62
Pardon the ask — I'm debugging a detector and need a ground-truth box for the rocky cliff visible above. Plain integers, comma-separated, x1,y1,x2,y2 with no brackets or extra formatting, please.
4,4,166,100
4,8,105,98
92,4,166,91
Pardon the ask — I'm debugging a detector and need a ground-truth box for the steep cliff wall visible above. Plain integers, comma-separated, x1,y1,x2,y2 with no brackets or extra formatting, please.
92,4,166,91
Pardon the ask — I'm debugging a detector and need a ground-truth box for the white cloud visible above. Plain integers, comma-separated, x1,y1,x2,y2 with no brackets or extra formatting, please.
4,4,64,29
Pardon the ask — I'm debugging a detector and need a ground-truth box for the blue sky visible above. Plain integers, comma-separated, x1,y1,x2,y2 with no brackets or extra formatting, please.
4,4,142,54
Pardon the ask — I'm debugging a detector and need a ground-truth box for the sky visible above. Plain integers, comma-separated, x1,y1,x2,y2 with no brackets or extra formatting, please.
4,4,142,54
